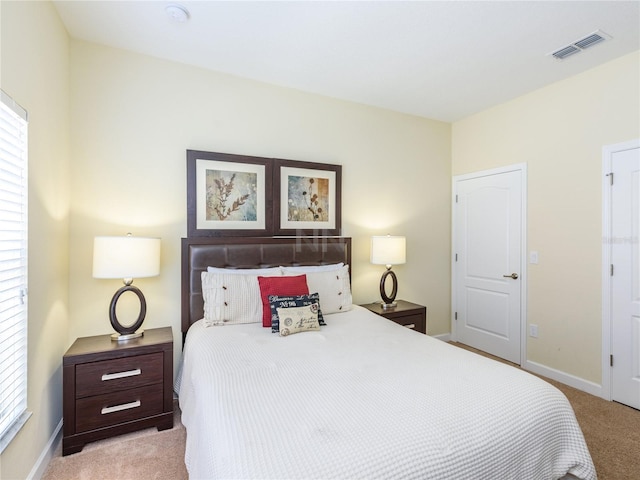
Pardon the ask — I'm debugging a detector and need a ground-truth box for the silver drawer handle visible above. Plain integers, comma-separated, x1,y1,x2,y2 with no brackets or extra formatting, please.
101,400,141,415
101,368,141,381
403,324,416,329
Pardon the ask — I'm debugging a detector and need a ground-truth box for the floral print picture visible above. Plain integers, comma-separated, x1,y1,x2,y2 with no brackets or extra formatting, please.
205,169,257,222
278,164,338,234
190,154,267,234
287,175,329,222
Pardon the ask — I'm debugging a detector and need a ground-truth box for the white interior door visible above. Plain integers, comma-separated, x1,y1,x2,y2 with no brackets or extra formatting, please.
609,143,640,409
453,166,525,364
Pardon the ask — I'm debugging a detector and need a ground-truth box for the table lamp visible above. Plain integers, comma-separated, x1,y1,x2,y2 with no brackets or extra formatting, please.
93,234,161,341
371,235,406,309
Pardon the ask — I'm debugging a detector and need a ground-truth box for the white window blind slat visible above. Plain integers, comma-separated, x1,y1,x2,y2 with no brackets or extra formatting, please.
0,336,26,362
0,358,26,384
0,274,23,291
0,340,26,364
0,312,25,333
0,339,27,366
0,301,24,320
0,90,28,453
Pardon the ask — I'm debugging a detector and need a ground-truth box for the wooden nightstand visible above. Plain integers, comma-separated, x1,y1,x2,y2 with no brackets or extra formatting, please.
62,327,174,456
360,300,427,334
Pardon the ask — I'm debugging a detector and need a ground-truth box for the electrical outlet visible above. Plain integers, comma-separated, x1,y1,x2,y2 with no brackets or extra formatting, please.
529,324,539,338
530,251,539,264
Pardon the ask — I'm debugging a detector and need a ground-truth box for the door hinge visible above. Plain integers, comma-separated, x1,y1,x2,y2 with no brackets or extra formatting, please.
455,253,458,262
611,264,614,276
455,194,458,203
610,354,614,367
454,312,458,320
606,172,614,186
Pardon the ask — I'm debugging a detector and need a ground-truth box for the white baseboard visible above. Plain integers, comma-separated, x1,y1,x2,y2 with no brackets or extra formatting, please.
436,336,604,399
27,418,62,480
431,333,451,342
523,360,603,398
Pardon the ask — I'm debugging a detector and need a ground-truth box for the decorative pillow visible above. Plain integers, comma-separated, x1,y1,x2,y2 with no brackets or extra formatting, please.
257,275,309,327
207,266,282,276
281,265,352,314
201,272,265,326
268,292,325,333
279,263,344,273
276,304,320,336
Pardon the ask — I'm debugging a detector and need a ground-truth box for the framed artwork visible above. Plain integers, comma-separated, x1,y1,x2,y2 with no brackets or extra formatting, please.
274,159,341,236
186,150,273,236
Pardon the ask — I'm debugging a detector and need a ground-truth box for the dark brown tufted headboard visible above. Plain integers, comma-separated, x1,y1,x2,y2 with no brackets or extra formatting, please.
181,237,352,340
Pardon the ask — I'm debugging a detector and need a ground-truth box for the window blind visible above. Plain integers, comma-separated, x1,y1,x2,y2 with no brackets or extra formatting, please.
0,90,29,452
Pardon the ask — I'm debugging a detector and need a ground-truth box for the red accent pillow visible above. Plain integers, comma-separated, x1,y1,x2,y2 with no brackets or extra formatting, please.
258,275,309,327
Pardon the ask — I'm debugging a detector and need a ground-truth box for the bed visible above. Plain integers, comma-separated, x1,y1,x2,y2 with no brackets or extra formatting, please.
178,236,596,480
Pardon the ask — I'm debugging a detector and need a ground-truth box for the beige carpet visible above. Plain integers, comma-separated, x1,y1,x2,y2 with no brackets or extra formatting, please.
42,351,640,480
42,404,187,480
564,381,640,479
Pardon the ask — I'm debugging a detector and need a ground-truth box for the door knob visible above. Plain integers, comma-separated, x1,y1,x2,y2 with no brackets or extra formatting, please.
503,273,519,279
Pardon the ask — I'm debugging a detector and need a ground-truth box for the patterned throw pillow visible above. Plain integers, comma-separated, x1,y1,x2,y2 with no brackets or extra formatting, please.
276,304,320,336
257,275,309,327
268,293,325,333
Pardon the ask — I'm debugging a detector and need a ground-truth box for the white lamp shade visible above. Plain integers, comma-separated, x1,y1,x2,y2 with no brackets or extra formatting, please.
93,236,161,279
370,235,406,266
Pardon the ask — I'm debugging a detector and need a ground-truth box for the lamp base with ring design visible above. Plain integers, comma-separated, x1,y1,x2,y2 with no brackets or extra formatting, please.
379,266,398,310
109,282,146,342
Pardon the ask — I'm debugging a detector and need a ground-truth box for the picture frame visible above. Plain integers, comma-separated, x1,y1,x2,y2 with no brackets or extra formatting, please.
273,159,342,236
186,150,273,237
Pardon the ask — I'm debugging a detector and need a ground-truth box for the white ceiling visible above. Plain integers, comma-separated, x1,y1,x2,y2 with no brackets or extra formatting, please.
53,1,640,122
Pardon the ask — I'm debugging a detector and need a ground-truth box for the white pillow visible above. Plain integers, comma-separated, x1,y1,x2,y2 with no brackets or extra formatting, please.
279,263,344,273
294,265,352,314
207,266,282,275
201,272,268,326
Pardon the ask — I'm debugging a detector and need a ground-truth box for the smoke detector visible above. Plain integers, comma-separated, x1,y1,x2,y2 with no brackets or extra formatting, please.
165,4,190,23
548,30,611,60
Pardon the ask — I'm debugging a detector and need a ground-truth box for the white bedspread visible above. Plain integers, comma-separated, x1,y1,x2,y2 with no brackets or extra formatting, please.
179,306,596,480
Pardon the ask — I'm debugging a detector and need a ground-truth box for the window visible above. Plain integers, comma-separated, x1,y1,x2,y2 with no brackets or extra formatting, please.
0,90,29,452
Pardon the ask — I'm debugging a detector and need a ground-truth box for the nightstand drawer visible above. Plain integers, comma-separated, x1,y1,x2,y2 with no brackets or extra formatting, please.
75,352,163,398
75,383,164,433
359,300,427,334
393,313,424,331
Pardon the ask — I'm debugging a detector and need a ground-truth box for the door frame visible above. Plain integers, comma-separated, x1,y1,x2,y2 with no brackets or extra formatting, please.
601,138,640,401
451,163,528,366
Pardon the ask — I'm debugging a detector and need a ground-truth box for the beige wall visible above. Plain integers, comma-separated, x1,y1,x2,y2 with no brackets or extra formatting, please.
1,4,451,473
67,39,453,371
452,51,640,385
0,1,70,479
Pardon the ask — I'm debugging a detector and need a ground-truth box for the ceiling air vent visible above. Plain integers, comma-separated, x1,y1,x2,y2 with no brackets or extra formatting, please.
552,45,581,60
549,30,611,60
574,33,607,50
